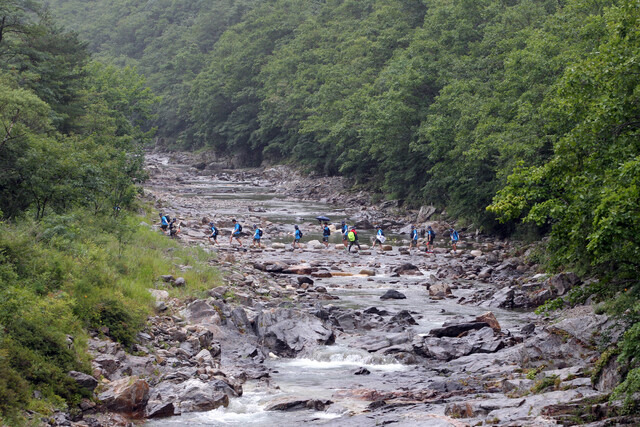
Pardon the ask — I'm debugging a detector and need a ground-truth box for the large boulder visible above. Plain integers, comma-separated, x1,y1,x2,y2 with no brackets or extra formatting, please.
546,272,581,296
68,371,98,392
146,379,233,418
253,308,335,357
416,206,437,223
429,283,452,298
393,263,422,276
181,300,221,325
429,322,491,338
98,376,149,416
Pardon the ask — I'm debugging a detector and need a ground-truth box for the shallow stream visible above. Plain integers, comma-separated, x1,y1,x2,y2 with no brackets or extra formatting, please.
145,156,530,426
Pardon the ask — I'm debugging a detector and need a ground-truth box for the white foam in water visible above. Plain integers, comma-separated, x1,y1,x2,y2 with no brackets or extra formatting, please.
279,346,406,372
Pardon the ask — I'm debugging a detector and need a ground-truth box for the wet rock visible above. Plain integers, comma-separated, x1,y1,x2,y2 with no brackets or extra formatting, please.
311,270,332,278
380,289,406,300
265,398,333,412
429,322,491,338
297,276,314,285
389,310,417,326
68,371,98,392
381,245,393,251
482,287,515,308
393,263,422,275
354,367,371,375
283,265,315,275
359,269,376,276
429,282,452,298
254,308,335,357
363,307,390,316
146,379,231,417
98,376,149,416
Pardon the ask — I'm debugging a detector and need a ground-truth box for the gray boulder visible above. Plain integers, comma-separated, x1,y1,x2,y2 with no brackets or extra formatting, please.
380,289,406,300
253,308,335,357
68,371,98,392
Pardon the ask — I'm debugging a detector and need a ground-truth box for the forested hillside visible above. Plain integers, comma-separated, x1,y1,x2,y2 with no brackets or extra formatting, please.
3,0,639,420
0,1,217,423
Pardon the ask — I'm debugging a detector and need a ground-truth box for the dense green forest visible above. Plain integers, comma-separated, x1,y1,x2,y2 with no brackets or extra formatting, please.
0,0,218,422
45,0,640,411
1,0,639,420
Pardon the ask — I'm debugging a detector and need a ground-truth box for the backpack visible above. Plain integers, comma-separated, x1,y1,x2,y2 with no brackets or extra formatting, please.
298,230,303,238
324,227,330,236
237,224,243,232
211,226,218,236
258,229,263,237
348,231,356,242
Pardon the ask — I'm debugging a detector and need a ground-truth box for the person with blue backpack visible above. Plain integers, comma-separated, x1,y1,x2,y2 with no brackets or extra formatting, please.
341,220,349,249
292,225,303,250
230,219,243,247
252,224,264,249
159,213,169,233
409,225,419,250
449,227,459,253
425,225,436,253
372,225,385,249
208,222,219,246
322,222,331,249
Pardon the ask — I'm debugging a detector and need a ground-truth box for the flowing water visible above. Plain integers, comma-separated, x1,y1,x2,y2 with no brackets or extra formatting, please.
145,156,531,426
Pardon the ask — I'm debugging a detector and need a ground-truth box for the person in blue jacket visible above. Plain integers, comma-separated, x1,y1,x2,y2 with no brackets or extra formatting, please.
252,224,264,249
425,225,436,253
292,225,303,250
159,213,169,233
450,227,459,253
322,223,331,249
341,221,349,249
372,225,385,249
409,225,419,250
208,222,219,246
230,219,243,247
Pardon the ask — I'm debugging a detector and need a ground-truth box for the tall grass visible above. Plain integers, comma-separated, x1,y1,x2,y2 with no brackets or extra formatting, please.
0,206,222,423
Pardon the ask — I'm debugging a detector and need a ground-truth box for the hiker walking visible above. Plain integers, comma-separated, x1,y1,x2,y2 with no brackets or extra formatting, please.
372,225,385,249
159,213,169,233
230,219,243,246
169,218,180,237
347,226,361,253
322,222,331,248
252,224,264,249
208,222,219,245
425,225,436,253
449,227,459,253
292,225,303,250
341,221,349,249
409,225,419,250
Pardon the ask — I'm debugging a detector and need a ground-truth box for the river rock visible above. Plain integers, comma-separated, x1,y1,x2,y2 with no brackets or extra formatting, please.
382,245,393,251
389,310,417,326
306,240,324,249
393,263,422,275
475,312,501,331
297,276,314,285
359,269,376,276
482,287,515,308
253,308,335,357
429,321,491,338
265,398,333,411
271,243,286,249
283,265,315,275
429,282,452,298
146,379,231,418
181,300,221,325
98,376,149,416
380,290,406,300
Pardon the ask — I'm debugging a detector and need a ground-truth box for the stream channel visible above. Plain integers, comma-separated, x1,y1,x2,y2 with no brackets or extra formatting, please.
144,154,532,426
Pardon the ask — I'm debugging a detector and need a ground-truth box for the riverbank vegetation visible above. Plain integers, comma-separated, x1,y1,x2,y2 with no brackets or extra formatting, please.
0,1,219,422
1,0,639,419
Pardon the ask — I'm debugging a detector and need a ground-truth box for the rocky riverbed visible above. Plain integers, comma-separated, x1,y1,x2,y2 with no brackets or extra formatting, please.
55,152,636,427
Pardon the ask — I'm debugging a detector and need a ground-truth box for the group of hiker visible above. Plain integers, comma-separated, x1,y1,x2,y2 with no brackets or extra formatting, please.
166,214,461,253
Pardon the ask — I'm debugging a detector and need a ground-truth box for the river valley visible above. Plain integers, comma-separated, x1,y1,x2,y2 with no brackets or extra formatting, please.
87,152,627,427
